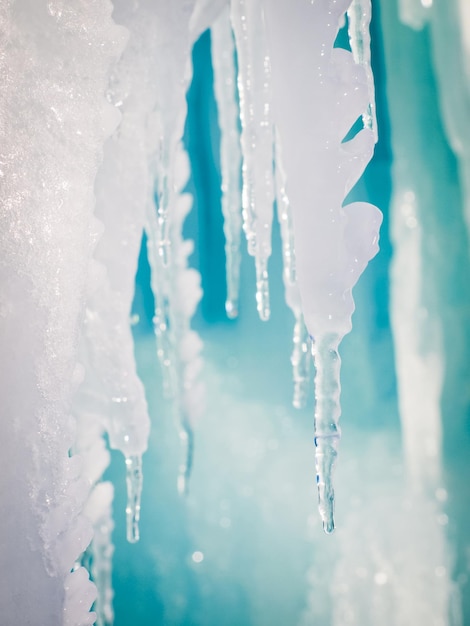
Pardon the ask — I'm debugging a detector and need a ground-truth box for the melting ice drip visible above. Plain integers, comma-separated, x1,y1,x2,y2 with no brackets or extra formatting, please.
0,0,380,623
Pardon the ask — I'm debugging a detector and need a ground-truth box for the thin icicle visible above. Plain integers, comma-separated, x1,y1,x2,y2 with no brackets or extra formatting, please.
145,217,176,398
211,6,243,319
274,128,311,407
264,0,381,532
155,138,172,268
171,149,204,495
231,0,274,321
292,314,311,410
312,334,342,534
177,426,194,496
347,0,378,142
125,455,143,544
274,130,296,286
147,143,203,496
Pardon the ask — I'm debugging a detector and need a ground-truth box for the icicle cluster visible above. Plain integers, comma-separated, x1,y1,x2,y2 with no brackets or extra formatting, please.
216,0,381,532
1,0,380,622
211,6,243,319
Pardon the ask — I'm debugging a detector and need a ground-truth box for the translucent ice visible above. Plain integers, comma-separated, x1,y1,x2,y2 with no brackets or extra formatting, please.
231,0,275,321
263,0,382,531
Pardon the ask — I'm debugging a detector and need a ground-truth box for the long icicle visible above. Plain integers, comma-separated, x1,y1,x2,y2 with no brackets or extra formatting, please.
211,6,243,319
231,0,274,321
347,0,378,142
292,315,312,410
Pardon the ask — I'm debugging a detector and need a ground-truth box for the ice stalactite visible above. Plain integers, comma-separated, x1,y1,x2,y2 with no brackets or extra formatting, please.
79,0,163,548
211,5,243,319
169,147,205,494
231,0,274,322
263,0,381,531
274,131,311,409
347,0,378,142
136,0,209,496
0,0,127,623
148,143,204,495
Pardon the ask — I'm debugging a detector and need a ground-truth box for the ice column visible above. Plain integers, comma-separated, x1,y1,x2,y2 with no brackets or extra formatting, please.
264,0,382,531
0,0,126,623
211,6,243,319
231,0,275,321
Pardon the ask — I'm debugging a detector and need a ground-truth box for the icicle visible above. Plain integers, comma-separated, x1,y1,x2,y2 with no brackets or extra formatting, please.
170,149,204,495
125,455,143,544
347,0,378,142
292,314,312,410
231,0,274,321
147,141,204,496
274,130,296,287
177,426,195,496
312,334,342,534
264,0,382,532
211,6,243,319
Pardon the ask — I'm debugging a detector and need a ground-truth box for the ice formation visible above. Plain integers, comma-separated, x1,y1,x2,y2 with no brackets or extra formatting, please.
1,0,380,622
264,0,381,531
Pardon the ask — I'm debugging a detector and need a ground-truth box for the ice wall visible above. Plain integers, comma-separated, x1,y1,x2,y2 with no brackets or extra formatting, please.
0,1,126,623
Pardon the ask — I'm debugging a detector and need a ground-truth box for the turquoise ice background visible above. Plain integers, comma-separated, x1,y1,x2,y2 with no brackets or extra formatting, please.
104,3,470,624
